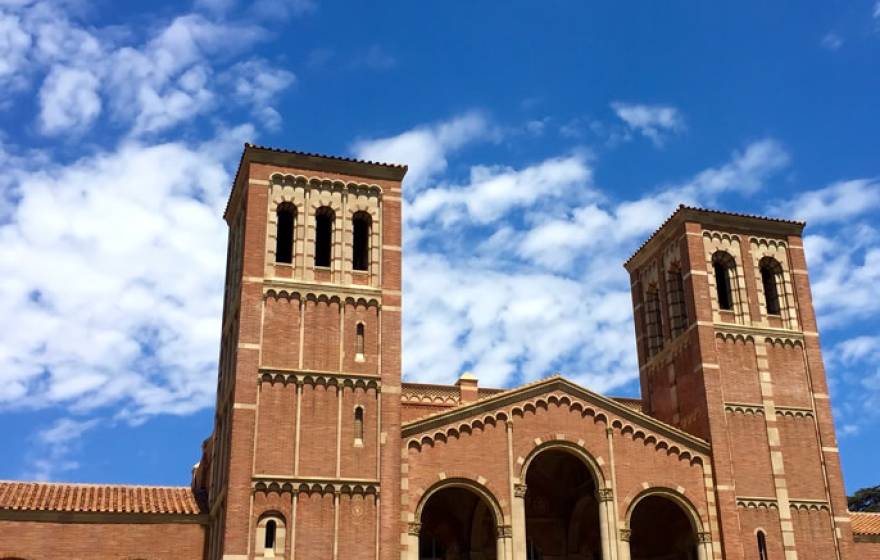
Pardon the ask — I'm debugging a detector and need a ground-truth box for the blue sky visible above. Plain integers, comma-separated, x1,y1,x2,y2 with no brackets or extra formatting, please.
0,0,878,493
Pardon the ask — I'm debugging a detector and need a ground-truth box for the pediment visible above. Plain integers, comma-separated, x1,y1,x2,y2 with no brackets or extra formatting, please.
401,375,710,456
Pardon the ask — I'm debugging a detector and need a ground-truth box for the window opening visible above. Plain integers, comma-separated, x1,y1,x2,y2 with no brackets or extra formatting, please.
354,407,364,444
352,212,371,271
275,204,295,264
760,258,782,315
315,207,334,267
757,530,768,560
712,252,735,311
265,519,276,550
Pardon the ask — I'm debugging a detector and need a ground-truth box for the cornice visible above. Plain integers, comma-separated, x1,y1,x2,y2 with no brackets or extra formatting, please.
0,509,208,524
401,375,710,454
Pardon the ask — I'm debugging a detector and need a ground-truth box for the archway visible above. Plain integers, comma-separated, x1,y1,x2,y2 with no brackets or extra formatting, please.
524,448,602,560
628,494,699,560
418,484,499,560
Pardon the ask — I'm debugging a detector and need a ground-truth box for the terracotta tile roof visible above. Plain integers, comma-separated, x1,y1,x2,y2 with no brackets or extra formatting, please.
0,481,204,515
852,511,880,535
624,204,806,268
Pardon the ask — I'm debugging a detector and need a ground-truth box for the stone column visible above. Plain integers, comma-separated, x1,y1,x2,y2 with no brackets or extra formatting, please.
512,483,527,560
497,525,512,560
618,529,631,560
405,522,420,560
697,531,712,560
597,488,615,560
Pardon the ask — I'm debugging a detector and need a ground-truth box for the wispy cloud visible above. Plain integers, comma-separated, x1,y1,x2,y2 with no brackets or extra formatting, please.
610,101,685,146
821,32,844,51
25,418,99,480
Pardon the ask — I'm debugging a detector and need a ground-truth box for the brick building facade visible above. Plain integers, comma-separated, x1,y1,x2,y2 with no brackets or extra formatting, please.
1,145,878,559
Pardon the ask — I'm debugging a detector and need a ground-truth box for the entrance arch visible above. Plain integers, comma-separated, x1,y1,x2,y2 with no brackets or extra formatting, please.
522,445,605,560
417,480,502,560
627,491,702,560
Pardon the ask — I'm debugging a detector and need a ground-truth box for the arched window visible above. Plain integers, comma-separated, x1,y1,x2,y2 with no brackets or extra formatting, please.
645,287,664,356
265,519,276,550
760,257,782,315
354,406,364,444
355,323,365,358
255,514,285,558
275,203,295,264
712,251,736,311
666,266,687,337
314,207,334,267
352,211,371,271
757,530,768,560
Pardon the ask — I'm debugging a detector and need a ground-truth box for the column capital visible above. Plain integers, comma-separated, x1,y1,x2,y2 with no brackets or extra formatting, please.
514,483,528,498
407,522,421,536
496,525,513,538
619,528,632,542
597,487,614,502
697,531,712,544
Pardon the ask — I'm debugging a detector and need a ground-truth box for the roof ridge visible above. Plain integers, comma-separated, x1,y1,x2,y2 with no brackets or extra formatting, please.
625,204,806,267
0,480,191,490
244,143,407,169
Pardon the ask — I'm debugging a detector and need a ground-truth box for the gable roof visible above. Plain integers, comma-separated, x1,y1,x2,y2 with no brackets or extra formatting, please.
0,480,204,516
401,374,709,454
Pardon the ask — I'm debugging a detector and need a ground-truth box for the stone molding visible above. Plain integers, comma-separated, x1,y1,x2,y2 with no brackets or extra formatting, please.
407,522,421,536
258,367,381,389
402,376,710,457
619,528,632,542
514,484,527,498
251,477,380,495
597,488,615,502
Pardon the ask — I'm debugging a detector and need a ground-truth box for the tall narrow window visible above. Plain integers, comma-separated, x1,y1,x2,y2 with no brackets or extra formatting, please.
354,407,364,443
355,323,365,357
645,287,664,356
265,519,276,550
757,530,768,560
760,257,782,315
275,204,295,264
712,251,736,311
314,207,334,267
666,266,687,337
352,211,371,271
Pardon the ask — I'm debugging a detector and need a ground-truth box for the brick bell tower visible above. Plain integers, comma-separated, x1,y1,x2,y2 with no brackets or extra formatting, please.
202,145,407,560
624,206,853,560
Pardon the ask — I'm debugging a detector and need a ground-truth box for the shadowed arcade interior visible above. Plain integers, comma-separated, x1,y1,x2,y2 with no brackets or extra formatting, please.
419,485,498,560
525,449,602,560
629,495,698,560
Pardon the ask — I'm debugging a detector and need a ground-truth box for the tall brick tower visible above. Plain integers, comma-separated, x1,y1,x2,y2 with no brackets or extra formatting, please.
202,145,407,560
624,206,853,560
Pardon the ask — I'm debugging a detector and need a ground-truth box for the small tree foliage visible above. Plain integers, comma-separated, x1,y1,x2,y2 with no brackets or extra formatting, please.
849,485,880,512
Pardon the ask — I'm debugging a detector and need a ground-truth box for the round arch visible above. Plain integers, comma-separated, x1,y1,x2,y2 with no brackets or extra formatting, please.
625,487,707,560
415,477,505,527
624,487,704,533
519,439,607,488
415,478,505,560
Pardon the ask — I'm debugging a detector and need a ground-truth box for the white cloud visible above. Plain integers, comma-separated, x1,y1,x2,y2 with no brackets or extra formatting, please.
0,131,249,419
408,152,593,226
518,139,789,271
0,11,31,84
224,59,295,130
354,44,397,71
610,101,684,146
821,32,844,51
352,112,491,191
773,178,880,224
875,1,880,19
38,65,102,133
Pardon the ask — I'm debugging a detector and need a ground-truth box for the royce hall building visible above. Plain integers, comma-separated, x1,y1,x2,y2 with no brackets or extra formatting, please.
1,145,879,560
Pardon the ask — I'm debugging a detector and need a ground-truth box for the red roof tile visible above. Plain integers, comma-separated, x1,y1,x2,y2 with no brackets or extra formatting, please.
852,511,880,535
0,481,204,515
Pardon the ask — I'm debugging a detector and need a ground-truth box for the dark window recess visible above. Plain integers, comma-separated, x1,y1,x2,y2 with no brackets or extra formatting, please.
265,520,276,550
757,530,768,560
352,212,371,271
712,252,736,311
760,258,782,315
315,207,334,267
356,323,365,355
354,407,364,441
275,204,295,264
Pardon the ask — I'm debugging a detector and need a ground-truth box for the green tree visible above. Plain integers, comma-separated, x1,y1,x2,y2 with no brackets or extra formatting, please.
849,486,880,512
